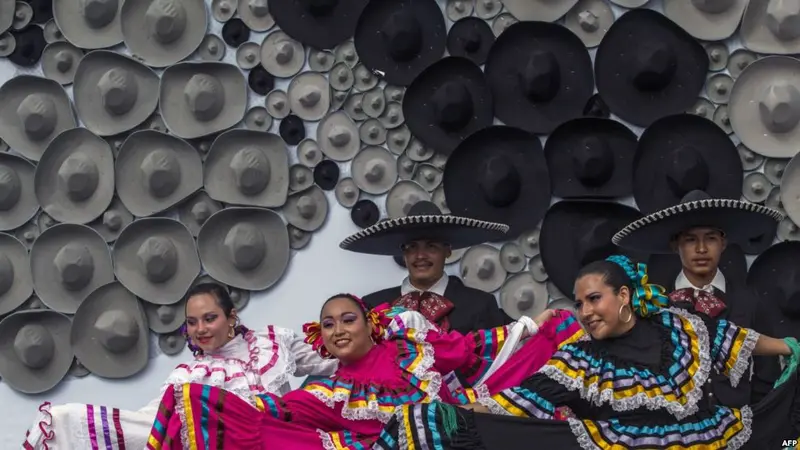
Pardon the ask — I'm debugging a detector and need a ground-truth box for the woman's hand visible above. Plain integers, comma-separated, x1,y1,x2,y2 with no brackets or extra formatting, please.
533,309,556,327
459,403,490,413
775,337,800,388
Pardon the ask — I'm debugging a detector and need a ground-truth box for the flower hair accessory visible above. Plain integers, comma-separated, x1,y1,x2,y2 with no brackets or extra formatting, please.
606,255,669,317
302,294,400,359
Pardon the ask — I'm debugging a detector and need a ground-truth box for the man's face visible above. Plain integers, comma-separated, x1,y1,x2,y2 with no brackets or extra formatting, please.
673,227,726,278
401,239,451,285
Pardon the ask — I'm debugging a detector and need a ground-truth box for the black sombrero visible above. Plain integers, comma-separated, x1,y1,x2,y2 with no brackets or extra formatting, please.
353,0,446,86
443,125,552,240
647,244,748,292
484,21,594,135
748,242,800,339
594,9,708,127
339,201,508,256
543,117,637,199
540,200,647,298
632,114,743,215
613,190,783,254
271,0,370,50
403,56,493,156
446,17,494,66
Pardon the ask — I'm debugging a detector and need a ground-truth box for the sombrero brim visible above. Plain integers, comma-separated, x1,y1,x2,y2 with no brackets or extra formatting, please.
271,0,369,50
30,224,115,314
53,0,123,49
663,0,747,42
594,9,708,127
115,130,204,217
34,128,115,224
339,214,509,256
120,0,207,68
0,153,39,231
0,310,73,394
73,51,159,136
113,218,201,305
613,199,783,254
0,75,77,161
0,233,33,315
197,207,290,291
71,281,148,378
485,21,594,135
159,62,247,139
403,56,493,156
354,0,446,86
740,2,800,55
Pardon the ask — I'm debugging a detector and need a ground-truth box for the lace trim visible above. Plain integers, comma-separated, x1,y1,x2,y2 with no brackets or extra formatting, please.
727,406,754,450
567,418,601,450
393,406,409,450
729,330,760,388
541,308,711,420
305,389,395,423
173,387,191,450
317,429,336,450
22,402,55,450
263,327,297,394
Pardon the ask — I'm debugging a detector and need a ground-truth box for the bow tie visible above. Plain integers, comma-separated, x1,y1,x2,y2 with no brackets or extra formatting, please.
669,287,727,318
393,291,455,331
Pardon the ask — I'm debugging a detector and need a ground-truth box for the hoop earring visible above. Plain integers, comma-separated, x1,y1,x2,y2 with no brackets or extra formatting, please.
618,304,633,323
228,324,235,339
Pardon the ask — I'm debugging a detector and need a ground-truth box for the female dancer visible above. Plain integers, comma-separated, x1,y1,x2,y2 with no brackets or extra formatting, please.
379,256,800,450
23,282,338,449
146,293,581,449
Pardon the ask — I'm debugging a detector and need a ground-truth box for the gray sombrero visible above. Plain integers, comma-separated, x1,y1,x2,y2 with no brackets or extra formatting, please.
113,218,201,305
30,224,115,314
53,0,123,49
197,207,290,290
120,0,208,68
0,233,33,316
71,281,148,378
0,309,73,393
142,297,185,333
159,62,247,139
204,129,289,208
73,51,159,137
613,190,784,254
340,200,509,256
34,128,115,224
0,75,77,161
0,152,38,231
116,130,203,217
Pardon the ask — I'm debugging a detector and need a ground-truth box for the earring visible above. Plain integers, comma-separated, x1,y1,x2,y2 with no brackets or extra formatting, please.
228,324,235,339
618,304,633,323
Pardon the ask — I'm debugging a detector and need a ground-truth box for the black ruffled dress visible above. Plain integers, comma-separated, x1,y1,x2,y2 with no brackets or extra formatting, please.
375,308,800,449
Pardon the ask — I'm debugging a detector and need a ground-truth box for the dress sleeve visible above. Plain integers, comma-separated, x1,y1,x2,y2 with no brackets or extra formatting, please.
479,373,578,420
287,332,339,377
709,318,761,387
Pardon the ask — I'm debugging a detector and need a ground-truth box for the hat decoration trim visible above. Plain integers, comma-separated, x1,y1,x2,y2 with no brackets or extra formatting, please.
612,199,784,246
606,255,669,318
302,295,402,359
339,215,509,250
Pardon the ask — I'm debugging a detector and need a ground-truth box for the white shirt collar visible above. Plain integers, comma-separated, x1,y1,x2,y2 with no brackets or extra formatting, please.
401,274,449,296
674,269,726,293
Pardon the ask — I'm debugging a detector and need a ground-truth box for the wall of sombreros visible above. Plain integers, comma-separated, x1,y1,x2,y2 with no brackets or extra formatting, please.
1,0,799,444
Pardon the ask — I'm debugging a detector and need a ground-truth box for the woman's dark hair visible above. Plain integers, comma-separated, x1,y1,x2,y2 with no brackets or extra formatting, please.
320,293,367,320
576,259,635,294
181,281,250,356
185,282,235,317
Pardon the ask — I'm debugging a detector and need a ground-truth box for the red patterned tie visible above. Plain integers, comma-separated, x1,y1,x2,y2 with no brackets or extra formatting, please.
669,288,727,318
392,291,455,331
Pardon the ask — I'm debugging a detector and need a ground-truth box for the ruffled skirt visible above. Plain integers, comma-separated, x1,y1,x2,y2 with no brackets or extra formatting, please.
376,372,800,450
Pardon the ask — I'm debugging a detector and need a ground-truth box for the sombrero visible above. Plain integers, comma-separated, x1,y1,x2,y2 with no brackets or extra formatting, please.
540,199,647,298
631,114,743,215
613,190,783,254
271,0,369,50
53,0,123,49
339,200,508,256
543,117,637,199
112,218,201,304
197,207,290,291
594,9,708,127
484,21,593,135
0,233,33,316
0,152,38,231
0,309,72,393
403,56,493,156
663,0,747,42
71,281,148,378
748,241,800,339
353,0,446,86
442,126,552,239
